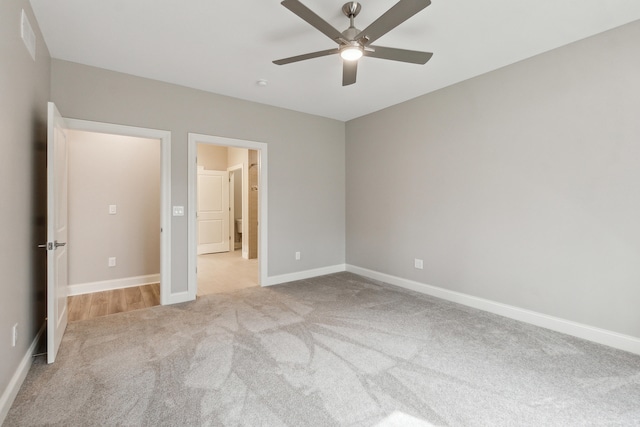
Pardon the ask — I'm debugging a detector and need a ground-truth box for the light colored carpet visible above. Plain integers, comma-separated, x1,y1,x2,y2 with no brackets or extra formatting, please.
6,272,640,426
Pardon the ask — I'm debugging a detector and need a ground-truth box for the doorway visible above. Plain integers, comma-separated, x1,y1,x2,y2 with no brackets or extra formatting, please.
65,119,172,304
65,129,161,320
187,133,268,300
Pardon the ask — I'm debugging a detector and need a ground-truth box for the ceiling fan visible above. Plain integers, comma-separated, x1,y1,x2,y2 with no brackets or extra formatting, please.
273,0,433,86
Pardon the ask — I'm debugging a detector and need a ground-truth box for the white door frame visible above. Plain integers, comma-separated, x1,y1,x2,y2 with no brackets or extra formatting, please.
188,133,268,300
65,119,173,305
227,163,244,253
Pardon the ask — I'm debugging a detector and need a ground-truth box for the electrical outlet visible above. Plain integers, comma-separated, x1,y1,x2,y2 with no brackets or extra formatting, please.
108,257,116,267
12,323,18,347
414,258,424,269
295,251,301,261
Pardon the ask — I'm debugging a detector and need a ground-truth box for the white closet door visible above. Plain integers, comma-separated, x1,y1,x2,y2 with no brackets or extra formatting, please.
197,169,229,254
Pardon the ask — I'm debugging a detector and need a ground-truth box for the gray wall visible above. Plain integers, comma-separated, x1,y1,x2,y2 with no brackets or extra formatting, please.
0,0,50,412
51,60,346,289
346,20,640,338
68,130,160,285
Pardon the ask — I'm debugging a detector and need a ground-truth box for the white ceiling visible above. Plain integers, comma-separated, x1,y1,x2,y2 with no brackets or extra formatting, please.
29,0,640,121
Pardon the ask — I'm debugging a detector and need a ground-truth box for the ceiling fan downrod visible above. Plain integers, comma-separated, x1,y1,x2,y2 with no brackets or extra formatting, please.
341,2,362,44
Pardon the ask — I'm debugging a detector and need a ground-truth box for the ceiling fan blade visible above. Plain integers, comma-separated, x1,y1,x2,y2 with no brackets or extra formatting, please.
364,45,433,64
342,60,358,86
273,48,339,65
281,0,345,43
358,0,431,45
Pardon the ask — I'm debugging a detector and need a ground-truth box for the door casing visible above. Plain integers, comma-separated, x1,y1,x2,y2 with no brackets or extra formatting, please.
227,164,244,253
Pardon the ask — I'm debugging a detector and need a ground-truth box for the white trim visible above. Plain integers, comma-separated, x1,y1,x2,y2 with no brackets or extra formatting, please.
347,265,640,355
0,322,45,425
64,119,173,305
227,163,244,253
264,264,347,287
228,167,236,251
188,133,268,301
164,291,193,305
67,274,161,296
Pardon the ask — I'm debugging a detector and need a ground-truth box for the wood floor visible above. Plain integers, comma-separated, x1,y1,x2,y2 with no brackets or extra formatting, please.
67,283,160,322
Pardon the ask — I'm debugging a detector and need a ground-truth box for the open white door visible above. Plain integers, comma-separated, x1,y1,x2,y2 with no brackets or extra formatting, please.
197,169,229,254
46,102,69,364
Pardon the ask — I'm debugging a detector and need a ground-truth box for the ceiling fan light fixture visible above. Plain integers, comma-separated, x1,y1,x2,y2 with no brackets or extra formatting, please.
340,44,363,61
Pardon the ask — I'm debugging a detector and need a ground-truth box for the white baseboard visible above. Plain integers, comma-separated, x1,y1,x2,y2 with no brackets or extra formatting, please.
347,265,640,356
0,322,45,425
68,274,161,296
264,264,347,287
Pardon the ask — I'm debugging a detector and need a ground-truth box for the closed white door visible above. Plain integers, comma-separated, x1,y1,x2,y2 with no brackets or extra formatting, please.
197,170,229,254
46,102,69,364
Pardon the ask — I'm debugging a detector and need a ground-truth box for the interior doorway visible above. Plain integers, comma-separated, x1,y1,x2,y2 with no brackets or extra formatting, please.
66,130,160,289
188,133,268,300
65,129,162,320
65,119,172,304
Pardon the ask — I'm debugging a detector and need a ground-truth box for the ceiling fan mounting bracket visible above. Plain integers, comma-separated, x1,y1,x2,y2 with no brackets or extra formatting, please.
342,2,361,19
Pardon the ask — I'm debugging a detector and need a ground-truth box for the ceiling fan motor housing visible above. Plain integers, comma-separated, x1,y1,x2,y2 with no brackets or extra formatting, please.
341,26,361,41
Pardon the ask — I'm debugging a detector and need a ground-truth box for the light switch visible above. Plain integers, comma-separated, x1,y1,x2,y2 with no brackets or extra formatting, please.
109,204,117,215
173,206,185,216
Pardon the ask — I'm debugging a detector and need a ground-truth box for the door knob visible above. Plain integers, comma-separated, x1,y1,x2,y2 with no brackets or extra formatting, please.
37,241,66,250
